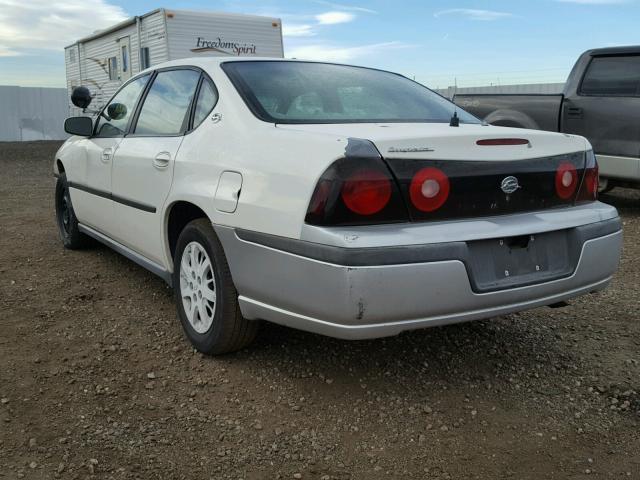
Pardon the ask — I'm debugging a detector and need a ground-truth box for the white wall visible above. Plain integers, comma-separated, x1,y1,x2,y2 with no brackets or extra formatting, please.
0,86,68,141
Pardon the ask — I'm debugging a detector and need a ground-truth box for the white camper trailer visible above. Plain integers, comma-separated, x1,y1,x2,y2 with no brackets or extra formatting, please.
64,8,284,114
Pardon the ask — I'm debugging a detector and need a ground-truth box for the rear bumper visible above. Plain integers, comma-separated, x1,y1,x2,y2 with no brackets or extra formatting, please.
215,209,622,340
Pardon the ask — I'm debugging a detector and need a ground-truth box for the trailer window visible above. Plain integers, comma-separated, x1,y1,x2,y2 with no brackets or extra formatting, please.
108,57,118,81
95,74,149,137
121,46,129,73
580,55,640,96
140,48,151,70
192,78,218,129
134,69,201,136
222,61,480,124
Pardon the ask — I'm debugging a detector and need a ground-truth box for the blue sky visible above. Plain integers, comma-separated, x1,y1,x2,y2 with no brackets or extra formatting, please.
0,0,638,88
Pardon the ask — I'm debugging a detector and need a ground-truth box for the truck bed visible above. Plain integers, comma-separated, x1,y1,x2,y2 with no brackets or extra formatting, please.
454,94,564,132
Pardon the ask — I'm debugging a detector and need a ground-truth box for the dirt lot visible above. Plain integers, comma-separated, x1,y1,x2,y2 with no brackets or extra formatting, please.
0,141,639,480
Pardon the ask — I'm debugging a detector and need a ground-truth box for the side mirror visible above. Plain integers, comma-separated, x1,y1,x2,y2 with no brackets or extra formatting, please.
71,86,93,109
106,102,127,121
64,116,93,137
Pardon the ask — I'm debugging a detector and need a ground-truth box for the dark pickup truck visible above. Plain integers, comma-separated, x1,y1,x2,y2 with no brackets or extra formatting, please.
454,46,640,192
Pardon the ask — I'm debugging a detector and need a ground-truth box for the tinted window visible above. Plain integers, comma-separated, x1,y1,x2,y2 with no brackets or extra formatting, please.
222,61,480,124
192,78,218,128
95,74,149,137
581,55,640,96
135,69,200,135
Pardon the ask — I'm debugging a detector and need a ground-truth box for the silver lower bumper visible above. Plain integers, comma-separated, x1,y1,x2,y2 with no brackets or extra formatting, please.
215,213,622,340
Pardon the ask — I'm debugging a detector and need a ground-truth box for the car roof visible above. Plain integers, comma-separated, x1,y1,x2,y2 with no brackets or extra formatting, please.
584,45,640,57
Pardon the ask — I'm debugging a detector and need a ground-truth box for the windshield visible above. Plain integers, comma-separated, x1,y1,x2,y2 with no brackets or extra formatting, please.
222,61,480,125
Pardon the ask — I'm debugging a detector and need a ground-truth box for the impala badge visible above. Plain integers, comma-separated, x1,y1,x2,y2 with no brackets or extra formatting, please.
388,146,435,153
501,176,520,194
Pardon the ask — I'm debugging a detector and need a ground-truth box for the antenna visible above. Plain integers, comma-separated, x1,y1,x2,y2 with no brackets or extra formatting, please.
450,77,459,127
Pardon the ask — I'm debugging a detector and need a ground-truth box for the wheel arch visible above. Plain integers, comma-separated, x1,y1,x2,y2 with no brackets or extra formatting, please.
165,200,212,266
484,109,540,130
55,159,65,175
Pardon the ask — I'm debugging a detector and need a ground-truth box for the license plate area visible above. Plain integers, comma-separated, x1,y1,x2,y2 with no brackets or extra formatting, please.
467,230,576,293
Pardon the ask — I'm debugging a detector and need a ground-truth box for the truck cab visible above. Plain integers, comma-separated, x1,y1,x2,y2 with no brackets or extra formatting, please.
561,47,640,186
455,46,640,191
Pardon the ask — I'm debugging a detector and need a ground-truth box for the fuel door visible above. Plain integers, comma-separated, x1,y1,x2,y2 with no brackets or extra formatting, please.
214,171,243,213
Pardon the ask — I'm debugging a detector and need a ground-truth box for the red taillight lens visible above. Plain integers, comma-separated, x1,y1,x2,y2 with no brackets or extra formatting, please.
555,162,578,200
304,147,409,226
584,166,598,197
341,169,392,215
576,150,598,202
409,167,450,212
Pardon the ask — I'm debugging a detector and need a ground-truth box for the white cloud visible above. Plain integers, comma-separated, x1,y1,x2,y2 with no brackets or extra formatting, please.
282,24,317,37
287,41,409,63
0,0,128,57
434,8,514,21
313,1,378,14
315,11,356,25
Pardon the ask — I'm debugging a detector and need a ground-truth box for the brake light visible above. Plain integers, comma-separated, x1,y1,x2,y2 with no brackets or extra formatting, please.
576,150,598,202
555,162,578,200
341,169,392,215
305,142,408,226
476,138,529,146
409,167,450,212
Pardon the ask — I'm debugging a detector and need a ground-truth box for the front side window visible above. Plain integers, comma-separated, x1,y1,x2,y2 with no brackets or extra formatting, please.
134,69,201,135
580,55,640,96
95,74,149,137
222,61,480,124
192,78,218,128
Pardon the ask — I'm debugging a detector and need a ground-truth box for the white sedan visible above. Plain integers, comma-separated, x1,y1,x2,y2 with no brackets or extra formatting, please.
55,58,622,354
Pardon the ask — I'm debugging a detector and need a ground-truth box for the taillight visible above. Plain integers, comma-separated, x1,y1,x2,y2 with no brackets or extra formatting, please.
576,150,598,202
409,167,450,212
341,169,392,215
305,140,408,226
555,162,578,200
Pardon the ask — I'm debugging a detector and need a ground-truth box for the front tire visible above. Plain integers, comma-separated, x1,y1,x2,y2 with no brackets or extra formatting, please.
55,173,90,249
173,218,258,355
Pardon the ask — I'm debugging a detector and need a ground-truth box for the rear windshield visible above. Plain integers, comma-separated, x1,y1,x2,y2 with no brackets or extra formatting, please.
222,61,480,125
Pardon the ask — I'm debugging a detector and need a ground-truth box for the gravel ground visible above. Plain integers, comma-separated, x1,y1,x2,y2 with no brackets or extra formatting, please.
0,141,639,480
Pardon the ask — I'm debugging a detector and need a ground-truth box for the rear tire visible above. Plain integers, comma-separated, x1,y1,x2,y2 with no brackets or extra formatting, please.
598,177,615,195
55,173,90,249
173,218,258,355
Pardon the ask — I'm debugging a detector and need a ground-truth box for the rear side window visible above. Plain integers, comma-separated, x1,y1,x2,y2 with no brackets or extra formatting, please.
580,55,640,96
134,69,201,135
192,78,218,128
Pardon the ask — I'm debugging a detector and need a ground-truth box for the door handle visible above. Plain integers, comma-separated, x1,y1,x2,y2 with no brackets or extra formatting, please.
101,147,114,163
153,152,171,169
566,107,583,119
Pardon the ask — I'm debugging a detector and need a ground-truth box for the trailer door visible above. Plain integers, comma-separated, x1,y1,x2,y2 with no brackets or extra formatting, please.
118,37,132,81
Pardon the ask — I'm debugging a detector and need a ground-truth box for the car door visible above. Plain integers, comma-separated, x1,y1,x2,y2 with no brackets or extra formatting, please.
561,54,640,180
69,75,149,234
110,68,202,265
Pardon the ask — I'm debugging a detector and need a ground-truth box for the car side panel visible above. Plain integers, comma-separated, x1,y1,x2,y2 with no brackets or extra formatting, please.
162,90,348,270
